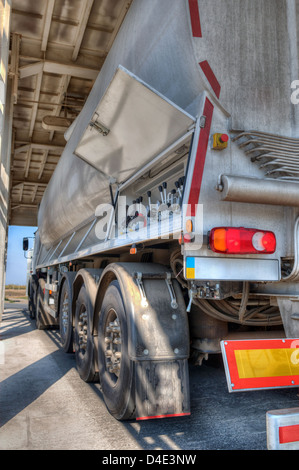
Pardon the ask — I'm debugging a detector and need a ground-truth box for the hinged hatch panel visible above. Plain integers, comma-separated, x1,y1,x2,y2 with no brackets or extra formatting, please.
74,65,195,184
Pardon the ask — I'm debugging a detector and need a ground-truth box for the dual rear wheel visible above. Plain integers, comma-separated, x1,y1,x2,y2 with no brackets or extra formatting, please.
69,280,135,420
97,280,135,420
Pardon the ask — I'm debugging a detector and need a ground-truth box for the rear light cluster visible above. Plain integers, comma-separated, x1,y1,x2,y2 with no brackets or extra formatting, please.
209,227,276,255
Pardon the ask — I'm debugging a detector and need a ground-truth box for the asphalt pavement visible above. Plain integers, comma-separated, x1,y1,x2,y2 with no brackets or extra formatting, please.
0,302,298,451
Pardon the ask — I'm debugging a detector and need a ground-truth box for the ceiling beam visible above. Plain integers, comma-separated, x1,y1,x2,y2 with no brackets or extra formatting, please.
43,60,98,80
106,0,134,52
19,183,24,202
12,181,48,187
19,60,99,80
14,143,64,154
41,0,56,52
24,146,33,178
72,0,95,61
29,69,43,137
31,184,38,203
48,74,71,141
38,150,49,180
9,33,21,104
11,204,38,210
12,9,43,20
19,61,43,78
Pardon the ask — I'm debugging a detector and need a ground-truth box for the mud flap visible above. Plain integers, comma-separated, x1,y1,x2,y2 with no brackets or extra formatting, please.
96,263,191,421
129,268,190,420
135,359,190,420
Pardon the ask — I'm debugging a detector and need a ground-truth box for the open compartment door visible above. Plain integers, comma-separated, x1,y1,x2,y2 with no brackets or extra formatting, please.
74,65,195,183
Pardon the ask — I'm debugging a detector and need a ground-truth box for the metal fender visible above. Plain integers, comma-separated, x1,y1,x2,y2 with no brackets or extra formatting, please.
57,271,76,317
93,262,189,362
94,262,191,420
72,268,102,318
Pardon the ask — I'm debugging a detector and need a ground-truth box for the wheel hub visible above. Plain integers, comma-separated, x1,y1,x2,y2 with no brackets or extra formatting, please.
61,294,69,335
104,311,122,379
78,308,88,353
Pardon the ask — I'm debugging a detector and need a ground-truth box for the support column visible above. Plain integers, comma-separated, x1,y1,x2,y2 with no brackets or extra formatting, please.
0,0,12,320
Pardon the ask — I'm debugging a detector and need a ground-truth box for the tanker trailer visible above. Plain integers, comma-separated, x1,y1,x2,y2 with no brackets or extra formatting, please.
24,0,299,424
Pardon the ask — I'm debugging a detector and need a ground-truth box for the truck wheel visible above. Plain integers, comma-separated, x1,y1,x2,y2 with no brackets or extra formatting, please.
28,298,35,319
28,280,34,318
74,285,98,382
28,275,38,319
59,277,74,353
97,280,135,420
35,280,47,330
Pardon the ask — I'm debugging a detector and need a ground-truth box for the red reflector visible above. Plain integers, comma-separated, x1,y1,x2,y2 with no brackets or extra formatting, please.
137,412,191,421
183,234,193,244
279,425,299,444
179,234,193,245
209,227,276,254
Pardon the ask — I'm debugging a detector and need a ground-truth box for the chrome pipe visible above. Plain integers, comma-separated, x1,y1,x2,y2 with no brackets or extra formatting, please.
218,175,299,207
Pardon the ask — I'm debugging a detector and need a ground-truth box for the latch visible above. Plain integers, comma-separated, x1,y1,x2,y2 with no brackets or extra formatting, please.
165,272,178,309
89,113,110,137
187,283,197,313
200,115,206,128
133,272,178,309
135,272,148,308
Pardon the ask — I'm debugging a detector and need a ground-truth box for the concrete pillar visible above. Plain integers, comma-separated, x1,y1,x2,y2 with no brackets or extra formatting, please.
0,0,12,320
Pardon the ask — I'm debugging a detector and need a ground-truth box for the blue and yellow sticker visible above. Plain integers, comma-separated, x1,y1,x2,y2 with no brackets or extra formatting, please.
186,257,195,279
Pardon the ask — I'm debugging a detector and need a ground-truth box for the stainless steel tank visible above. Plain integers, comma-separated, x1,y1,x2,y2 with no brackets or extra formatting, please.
38,0,295,246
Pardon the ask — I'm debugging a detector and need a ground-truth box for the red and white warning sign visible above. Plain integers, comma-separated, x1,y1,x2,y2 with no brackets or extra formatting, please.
267,408,299,450
221,338,299,449
220,338,299,392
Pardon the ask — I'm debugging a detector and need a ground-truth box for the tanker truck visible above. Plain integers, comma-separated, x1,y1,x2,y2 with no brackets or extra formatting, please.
24,0,299,426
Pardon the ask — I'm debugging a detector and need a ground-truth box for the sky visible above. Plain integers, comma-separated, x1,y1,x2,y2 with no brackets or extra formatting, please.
6,226,37,286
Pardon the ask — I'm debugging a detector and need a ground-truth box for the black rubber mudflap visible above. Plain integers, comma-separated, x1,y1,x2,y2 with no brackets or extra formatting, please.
135,359,190,420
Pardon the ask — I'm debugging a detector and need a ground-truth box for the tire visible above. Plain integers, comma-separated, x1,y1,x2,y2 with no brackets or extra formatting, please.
28,275,38,319
74,285,98,382
35,279,48,330
28,280,33,318
28,298,35,319
35,278,58,330
59,277,75,353
97,280,135,420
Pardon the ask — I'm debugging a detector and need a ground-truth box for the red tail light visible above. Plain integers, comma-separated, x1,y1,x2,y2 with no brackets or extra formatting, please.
209,227,276,255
